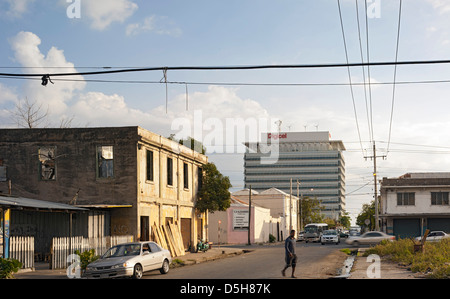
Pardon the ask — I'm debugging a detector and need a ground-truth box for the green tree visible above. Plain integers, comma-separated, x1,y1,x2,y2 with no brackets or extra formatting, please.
356,200,375,231
299,197,324,228
339,210,351,228
196,163,232,213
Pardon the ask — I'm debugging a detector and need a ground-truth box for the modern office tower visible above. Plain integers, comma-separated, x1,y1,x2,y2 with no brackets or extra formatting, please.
244,131,346,220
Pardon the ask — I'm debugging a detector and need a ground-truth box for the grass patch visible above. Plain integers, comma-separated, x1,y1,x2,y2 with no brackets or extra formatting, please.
363,238,450,279
340,248,358,256
171,258,185,267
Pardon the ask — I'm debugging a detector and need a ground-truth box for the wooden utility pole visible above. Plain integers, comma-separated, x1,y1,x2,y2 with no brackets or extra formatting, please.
364,141,385,231
248,185,252,245
289,178,293,231
297,179,301,231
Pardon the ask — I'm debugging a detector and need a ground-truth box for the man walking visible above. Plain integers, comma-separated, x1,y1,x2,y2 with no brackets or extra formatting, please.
282,229,297,278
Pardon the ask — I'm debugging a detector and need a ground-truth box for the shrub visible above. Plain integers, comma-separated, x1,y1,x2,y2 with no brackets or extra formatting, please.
75,249,99,271
0,258,22,279
269,234,276,243
364,238,450,279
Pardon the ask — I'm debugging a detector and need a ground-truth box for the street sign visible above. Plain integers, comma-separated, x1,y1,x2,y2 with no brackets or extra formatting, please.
233,209,249,230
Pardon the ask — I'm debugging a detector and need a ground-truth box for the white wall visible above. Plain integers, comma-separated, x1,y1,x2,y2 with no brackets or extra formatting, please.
384,188,450,215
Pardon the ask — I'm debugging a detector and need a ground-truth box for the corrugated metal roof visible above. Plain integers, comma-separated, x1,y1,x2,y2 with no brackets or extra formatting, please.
0,195,87,211
75,204,132,208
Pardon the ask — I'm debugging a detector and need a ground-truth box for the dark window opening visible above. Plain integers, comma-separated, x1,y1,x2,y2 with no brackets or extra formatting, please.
431,192,449,205
397,192,415,206
198,167,203,192
167,157,173,186
39,147,56,180
183,162,189,189
97,146,114,178
146,150,154,181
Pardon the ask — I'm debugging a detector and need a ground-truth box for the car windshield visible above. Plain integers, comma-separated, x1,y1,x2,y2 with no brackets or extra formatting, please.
305,227,317,233
323,230,337,235
102,244,141,258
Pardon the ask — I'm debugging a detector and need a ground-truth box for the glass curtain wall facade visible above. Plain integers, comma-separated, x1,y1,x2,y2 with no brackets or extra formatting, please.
244,132,346,220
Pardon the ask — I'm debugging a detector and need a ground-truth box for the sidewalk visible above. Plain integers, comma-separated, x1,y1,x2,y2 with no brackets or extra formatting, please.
348,249,425,279
174,245,249,266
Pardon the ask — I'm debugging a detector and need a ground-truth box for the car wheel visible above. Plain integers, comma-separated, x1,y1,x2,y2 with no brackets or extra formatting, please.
160,259,170,274
132,264,143,279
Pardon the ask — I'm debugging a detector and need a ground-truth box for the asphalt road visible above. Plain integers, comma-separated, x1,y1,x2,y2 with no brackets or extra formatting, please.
145,241,349,279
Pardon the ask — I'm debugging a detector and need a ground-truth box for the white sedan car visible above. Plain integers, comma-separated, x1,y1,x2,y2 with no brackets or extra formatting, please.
414,231,450,243
85,241,172,279
345,231,395,247
321,230,340,245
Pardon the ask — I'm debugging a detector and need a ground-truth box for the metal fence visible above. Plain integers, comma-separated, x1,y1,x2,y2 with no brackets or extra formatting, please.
10,236,35,269
51,235,133,269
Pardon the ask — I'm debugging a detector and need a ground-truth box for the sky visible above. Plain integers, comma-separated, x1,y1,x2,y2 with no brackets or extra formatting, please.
2,0,450,224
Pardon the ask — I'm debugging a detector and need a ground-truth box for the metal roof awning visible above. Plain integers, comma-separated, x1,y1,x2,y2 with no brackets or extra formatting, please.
0,195,88,212
75,204,133,209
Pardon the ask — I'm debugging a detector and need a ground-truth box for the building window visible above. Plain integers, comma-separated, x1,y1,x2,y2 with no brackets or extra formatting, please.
167,157,173,186
97,146,114,178
198,167,203,192
431,192,449,205
38,147,56,180
146,150,154,181
183,163,189,189
397,192,415,206
0,159,6,182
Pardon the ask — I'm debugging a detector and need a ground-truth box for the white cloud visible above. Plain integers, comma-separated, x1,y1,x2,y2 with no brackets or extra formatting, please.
9,31,86,115
427,0,450,14
126,15,182,37
83,0,138,30
1,0,34,18
71,91,151,126
5,31,269,137
71,86,271,145
0,83,18,104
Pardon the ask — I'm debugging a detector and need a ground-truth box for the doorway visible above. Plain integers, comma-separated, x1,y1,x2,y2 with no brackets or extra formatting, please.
140,216,149,241
180,218,191,251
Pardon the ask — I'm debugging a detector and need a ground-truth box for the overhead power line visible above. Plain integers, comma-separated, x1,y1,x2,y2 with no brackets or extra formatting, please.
337,0,364,156
2,59,450,78
5,75,450,87
386,0,403,156
364,0,374,143
355,0,372,145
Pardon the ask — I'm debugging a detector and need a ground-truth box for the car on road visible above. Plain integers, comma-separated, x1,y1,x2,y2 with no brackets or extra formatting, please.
297,231,305,242
85,241,172,279
414,231,450,243
345,231,395,247
321,229,340,245
339,230,349,238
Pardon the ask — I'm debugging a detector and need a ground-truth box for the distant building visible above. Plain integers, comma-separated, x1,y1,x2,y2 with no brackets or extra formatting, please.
243,131,345,220
232,187,298,240
0,126,208,254
208,195,280,244
380,172,450,238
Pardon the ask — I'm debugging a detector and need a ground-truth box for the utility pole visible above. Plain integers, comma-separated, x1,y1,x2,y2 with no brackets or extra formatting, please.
248,185,252,245
364,141,386,231
297,179,301,232
289,178,293,231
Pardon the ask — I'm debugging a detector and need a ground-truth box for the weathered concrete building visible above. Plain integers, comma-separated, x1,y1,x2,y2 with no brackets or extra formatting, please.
0,127,208,250
380,173,450,239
